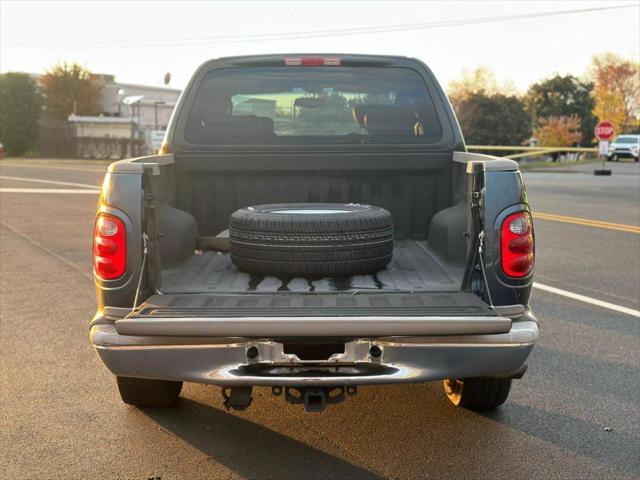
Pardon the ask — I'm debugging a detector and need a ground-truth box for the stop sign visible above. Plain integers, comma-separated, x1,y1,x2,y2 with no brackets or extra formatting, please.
595,121,615,141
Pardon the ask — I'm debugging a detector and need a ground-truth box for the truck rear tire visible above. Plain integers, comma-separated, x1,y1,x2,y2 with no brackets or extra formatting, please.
116,376,182,407
229,203,394,277
443,377,511,409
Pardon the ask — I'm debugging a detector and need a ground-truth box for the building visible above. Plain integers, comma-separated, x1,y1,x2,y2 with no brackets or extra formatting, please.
67,115,135,159
94,74,181,131
21,71,181,157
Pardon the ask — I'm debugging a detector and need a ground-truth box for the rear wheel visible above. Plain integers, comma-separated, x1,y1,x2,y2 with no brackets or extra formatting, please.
116,376,182,407
443,377,511,409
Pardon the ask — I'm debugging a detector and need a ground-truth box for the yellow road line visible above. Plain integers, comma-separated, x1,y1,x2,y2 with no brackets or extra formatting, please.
533,212,640,234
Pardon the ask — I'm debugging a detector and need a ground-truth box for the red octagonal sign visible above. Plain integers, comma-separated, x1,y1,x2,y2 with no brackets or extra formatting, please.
595,121,615,141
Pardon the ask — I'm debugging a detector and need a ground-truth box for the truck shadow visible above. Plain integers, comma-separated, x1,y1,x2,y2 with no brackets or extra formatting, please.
530,345,640,404
480,404,640,476
141,398,382,479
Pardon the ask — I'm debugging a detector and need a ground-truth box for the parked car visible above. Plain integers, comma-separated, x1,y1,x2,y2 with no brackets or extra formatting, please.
90,54,538,413
607,134,640,161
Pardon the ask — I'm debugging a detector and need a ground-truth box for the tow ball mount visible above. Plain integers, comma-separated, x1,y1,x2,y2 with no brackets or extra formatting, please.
222,386,253,411
279,386,358,413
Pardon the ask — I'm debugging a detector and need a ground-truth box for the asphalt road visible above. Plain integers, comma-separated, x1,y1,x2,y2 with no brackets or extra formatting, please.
1,159,639,479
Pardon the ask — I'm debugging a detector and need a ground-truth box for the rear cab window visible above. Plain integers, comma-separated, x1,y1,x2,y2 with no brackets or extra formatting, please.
183,66,443,145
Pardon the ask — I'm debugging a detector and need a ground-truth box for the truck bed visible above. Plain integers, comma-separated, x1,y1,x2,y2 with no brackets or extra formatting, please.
160,240,463,294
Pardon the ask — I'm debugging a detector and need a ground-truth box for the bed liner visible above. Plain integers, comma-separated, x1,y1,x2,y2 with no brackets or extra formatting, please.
160,240,463,294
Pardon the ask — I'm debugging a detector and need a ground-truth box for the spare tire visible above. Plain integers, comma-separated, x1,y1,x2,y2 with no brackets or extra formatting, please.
229,203,393,277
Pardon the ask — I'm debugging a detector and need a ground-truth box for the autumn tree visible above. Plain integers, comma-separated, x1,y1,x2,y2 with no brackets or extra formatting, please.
0,73,42,155
455,93,531,146
590,53,640,133
41,62,101,120
525,75,595,145
533,116,582,147
448,66,518,107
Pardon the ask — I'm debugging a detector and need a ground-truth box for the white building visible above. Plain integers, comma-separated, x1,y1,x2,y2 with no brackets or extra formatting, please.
95,74,181,130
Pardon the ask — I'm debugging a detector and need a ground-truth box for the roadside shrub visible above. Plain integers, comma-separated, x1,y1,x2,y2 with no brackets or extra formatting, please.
534,115,582,147
0,73,42,156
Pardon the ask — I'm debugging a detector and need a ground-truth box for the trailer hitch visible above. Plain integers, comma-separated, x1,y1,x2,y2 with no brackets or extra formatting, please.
222,386,253,411
279,386,357,413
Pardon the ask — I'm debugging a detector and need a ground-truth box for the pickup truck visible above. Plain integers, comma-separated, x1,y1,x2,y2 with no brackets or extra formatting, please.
90,54,538,413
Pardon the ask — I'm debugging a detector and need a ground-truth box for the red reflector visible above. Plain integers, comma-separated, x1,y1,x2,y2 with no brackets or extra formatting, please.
501,212,534,278
93,213,126,280
283,57,341,66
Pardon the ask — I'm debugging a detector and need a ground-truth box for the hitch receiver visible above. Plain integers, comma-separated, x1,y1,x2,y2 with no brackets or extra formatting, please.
282,386,357,413
222,386,253,411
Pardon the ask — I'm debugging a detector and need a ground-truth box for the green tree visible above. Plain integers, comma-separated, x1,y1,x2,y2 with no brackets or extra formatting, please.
525,75,595,145
454,93,531,146
41,62,101,120
0,73,42,156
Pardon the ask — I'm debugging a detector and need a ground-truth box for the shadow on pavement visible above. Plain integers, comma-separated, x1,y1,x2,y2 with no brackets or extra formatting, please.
142,398,382,479
482,404,640,475
530,345,639,404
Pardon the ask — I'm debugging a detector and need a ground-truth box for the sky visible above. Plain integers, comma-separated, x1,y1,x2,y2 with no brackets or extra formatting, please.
1,0,639,92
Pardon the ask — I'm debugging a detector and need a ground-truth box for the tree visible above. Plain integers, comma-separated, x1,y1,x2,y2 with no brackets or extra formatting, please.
525,75,595,145
41,62,101,120
448,66,517,105
454,92,532,146
590,53,640,133
533,116,582,147
0,73,42,156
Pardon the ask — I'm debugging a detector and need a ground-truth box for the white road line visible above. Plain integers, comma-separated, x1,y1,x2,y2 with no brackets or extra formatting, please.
0,162,108,173
0,175,100,189
0,188,100,194
533,282,640,318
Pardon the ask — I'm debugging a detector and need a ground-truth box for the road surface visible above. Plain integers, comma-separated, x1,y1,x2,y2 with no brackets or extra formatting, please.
1,159,638,479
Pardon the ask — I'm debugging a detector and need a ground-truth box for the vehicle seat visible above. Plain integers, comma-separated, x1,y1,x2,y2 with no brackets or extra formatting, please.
185,108,274,143
364,105,422,137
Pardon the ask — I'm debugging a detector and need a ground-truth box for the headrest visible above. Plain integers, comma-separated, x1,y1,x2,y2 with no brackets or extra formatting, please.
188,108,216,128
364,106,418,136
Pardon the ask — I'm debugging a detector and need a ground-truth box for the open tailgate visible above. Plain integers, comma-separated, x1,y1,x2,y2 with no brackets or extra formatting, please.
115,292,510,337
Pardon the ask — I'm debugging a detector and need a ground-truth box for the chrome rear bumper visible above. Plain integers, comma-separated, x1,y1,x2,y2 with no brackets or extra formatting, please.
91,316,538,387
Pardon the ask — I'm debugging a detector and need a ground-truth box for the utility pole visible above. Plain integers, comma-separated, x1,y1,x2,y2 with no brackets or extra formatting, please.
154,101,165,130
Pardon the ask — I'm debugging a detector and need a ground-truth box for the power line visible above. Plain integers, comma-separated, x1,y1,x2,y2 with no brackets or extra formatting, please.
9,3,639,50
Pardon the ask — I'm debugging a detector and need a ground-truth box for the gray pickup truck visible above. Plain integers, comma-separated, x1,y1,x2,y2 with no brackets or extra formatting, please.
90,54,537,413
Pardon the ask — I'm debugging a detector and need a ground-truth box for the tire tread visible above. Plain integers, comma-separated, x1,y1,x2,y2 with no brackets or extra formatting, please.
229,203,394,277
116,376,182,407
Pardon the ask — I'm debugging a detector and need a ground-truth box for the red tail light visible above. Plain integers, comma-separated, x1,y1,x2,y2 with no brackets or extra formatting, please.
501,211,534,278
283,57,341,66
93,213,126,280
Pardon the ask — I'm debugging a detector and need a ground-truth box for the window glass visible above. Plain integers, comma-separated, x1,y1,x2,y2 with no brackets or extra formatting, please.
184,67,442,145
614,136,639,144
